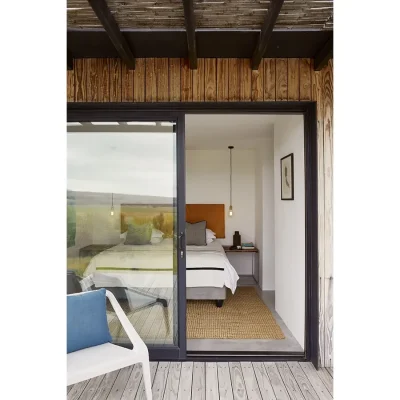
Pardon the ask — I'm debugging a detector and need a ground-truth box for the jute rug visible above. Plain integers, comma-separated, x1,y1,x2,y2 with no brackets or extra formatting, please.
187,287,285,339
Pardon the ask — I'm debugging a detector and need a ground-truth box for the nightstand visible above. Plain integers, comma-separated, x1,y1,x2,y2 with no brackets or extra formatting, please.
223,246,259,283
79,244,114,260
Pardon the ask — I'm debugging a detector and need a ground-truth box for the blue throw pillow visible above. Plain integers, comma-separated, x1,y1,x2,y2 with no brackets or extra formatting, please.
67,288,112,353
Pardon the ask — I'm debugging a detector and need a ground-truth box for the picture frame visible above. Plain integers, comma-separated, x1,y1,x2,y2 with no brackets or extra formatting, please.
280,153,294,200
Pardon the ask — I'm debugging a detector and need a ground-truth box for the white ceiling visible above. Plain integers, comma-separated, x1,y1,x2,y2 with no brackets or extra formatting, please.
185,114,275,150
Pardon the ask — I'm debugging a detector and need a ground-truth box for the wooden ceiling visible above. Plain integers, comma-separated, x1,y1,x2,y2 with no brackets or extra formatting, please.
67,0,333,30
67,1,333,71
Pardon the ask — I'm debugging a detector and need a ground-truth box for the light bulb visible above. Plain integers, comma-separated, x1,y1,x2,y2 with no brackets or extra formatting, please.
229,206,233,217
110,207,114,216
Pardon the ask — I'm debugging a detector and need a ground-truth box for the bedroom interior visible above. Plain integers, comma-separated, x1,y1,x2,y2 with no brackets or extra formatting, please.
67,112,306,355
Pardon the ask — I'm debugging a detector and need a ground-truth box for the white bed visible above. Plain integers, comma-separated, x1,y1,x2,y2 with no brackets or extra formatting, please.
83,239,239,297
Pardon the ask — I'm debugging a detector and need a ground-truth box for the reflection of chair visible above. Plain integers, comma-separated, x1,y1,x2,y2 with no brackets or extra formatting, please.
67,270,170,337
67,290,152,400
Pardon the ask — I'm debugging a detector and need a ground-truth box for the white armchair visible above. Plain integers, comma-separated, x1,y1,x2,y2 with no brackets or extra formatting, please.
67,290,152,400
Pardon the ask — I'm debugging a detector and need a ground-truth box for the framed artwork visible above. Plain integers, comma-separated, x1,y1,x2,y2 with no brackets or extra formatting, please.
280,153,294,200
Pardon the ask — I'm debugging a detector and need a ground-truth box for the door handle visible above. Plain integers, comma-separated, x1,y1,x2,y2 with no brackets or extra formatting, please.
178,232,185,258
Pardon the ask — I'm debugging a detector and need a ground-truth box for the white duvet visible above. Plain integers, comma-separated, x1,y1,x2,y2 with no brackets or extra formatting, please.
83,239,239,293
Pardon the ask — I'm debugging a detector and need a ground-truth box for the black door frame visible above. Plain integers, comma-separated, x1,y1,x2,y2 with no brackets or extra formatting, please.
67,101,319,368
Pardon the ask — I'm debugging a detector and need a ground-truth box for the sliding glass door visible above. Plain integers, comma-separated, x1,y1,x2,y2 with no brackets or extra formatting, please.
67,116,186,359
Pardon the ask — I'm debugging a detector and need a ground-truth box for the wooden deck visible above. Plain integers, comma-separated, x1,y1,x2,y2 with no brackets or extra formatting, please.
67,362,333,400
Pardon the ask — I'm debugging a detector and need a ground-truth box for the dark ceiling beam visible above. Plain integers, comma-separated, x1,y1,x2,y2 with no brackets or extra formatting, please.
67,49,73,70
182,0,197,69
314,37,333,71
251,0,285,70
87,0,135,69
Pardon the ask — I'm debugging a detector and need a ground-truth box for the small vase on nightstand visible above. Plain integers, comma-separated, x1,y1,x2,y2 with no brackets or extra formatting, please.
233,231,241,248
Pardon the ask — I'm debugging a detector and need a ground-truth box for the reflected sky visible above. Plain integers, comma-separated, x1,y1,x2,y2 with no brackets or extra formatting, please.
67,132,176,197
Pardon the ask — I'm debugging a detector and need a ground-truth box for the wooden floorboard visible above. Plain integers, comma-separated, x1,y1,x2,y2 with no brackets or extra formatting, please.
205,362,219,400
275,363,305,400
299,364,333,400
78,375,106,400
177,362,193,400
229,362,248,400
251,362,276,400
163,362,182,400
192,362,206,400
240,362,263,400
314,368,333,396
263,363,291,400
286,362,319,400
326,368,333,378
67,362,333,400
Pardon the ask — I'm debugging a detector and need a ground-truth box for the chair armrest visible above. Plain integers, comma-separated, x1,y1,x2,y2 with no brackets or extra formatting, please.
105,290,148,353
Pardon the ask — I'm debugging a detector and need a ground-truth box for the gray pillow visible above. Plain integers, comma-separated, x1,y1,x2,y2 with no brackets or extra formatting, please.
186,221,207,246
124,222,152,245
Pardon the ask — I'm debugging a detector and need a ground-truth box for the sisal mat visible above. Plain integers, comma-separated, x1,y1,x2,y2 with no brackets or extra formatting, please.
187,287,285,339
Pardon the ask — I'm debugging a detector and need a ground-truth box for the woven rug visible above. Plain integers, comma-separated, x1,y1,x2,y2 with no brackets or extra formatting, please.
187,287,285,339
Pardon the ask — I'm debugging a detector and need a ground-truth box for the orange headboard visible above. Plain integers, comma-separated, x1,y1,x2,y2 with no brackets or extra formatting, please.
186,204,225,238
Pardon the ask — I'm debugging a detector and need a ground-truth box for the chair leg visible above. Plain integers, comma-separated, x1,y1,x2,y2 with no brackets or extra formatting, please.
142,360,153,400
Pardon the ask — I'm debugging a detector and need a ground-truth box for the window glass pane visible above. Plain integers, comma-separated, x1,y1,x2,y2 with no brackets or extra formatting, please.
67,122,177,347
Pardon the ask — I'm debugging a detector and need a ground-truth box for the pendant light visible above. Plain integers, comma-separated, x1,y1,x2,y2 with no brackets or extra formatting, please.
228,146,234,217
110,193,114,216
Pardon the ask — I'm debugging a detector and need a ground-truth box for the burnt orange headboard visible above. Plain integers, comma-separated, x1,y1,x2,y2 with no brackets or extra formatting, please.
186,204,225,238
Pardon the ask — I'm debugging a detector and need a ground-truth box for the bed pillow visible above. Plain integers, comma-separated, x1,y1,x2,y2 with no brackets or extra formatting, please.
152,228,164,238
120,231,127,243
186,221,207,246
206,229,216,244
67,288,112,353
151,236,164,245
124,222,152,245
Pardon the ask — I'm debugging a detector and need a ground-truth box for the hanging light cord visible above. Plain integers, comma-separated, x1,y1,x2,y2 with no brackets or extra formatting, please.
230,148,232,206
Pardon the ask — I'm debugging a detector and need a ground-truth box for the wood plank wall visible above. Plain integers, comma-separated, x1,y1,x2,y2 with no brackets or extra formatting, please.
66,57,334,368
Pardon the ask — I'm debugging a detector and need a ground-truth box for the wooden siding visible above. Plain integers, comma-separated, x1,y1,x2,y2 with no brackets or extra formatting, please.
66,58,334,368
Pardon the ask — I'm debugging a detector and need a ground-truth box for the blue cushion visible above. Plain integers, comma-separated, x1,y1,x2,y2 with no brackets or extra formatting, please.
67,288,112,353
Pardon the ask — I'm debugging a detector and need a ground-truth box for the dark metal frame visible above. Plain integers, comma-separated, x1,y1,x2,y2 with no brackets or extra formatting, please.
67,101,319,368
280,153,295,201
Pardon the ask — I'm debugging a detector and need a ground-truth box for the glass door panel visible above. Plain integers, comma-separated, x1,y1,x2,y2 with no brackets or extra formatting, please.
67,121,179,348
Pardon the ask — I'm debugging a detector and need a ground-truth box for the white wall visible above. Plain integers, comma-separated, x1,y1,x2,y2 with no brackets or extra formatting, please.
255,138,275,290
274,115,305,348
186,149,256,246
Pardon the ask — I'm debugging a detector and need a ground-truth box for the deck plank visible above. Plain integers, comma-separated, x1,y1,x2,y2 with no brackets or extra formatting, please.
91,370,120,400
192,362,206,400
298,364,333,399
107,365,134,399
315,369,333,396
217,362,234,400
263,363,290,400
78,375,106,400
251,363,277,400
135,362,159,400
240,362,263,400
66,362,333,400
205,362,219,400
121,364,144,400
275,363,305,400
163,362,182,400
67,380,90,400
152,362,170,400
229,362,248,400
286,363,319,400
177,362,194,400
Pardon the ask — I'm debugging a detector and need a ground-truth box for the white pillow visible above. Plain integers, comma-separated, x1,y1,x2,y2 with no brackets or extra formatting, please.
206,229,216,244
151,236,164,245
152,228,164,238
